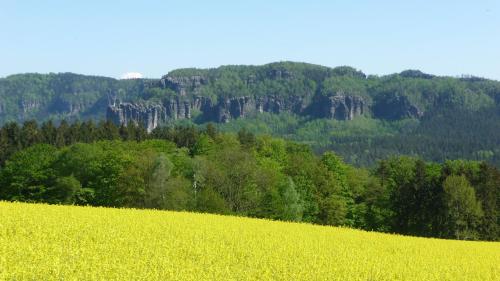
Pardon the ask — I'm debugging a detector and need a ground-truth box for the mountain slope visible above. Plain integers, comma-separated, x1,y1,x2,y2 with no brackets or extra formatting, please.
3,62,499,127
2,62,500,165
0,72,148,123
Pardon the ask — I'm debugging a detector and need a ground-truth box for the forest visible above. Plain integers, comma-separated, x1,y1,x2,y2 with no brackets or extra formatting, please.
3,62,500,166
216,106,500,166
0,120,498,241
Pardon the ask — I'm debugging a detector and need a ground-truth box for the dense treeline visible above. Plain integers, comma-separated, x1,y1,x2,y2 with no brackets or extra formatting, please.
216,106,500,166
0,120,498,241
316,106,500,166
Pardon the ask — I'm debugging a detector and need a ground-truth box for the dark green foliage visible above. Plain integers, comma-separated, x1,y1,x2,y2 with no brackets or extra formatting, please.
205,123,218,139
0,144,58,202
237,128,256,149
369,157,499,240
475,163,500,240
97,120,121,140
49,176,83,204
195,186,230,214
214,106,500,167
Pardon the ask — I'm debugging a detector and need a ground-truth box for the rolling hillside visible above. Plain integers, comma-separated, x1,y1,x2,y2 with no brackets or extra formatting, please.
0,202,498,280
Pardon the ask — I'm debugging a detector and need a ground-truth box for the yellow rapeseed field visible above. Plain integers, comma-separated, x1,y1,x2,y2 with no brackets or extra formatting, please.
0,202,498,280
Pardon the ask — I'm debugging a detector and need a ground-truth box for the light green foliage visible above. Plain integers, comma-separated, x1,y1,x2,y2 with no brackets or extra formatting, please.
191,134,215,156
141,153,173,208
279,178,304,221
0,130,497,241
443,175,484,240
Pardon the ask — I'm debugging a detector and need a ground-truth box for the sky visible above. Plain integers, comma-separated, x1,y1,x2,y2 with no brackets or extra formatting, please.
1,0,499,80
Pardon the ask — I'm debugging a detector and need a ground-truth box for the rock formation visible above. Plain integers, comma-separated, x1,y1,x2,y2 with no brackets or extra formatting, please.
159,76,208,96
316,95,365,120
20,99,41,114
107,92,367,131
372,95,423,120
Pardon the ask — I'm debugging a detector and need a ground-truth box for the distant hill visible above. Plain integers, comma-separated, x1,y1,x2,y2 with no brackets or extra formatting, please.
2,61,500,166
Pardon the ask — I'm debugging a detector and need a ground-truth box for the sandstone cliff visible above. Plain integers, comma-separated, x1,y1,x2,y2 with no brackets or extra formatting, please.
107,90,367,132
1,63,437,127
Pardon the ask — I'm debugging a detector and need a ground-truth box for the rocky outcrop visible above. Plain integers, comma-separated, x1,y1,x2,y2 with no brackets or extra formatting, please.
159,76,208,96
107,69,372,130
373,95,423,120
106,96,213,132
107,93,367,131
50,98,92,116
316,95,365,120
20,99,41,114
210,95,311,123
107,102,164,132
212,97,254,123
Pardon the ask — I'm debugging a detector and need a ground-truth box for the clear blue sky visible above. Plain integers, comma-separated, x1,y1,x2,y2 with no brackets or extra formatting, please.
1,0,499,79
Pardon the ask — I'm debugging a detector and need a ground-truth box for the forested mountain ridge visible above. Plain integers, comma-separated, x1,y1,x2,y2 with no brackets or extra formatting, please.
2,62,500,166
0,72,149,123
2,62,498,126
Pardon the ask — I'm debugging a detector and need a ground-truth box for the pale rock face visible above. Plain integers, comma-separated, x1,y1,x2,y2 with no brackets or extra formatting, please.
372,95,423,120
52,98,90,116
107,102,165,133
107,93,367,131
323,95,365,120
106,72,381,131
160,76,208,96
20,99,41,113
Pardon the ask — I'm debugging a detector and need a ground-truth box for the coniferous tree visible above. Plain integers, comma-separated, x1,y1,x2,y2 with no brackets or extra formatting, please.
68,121,82,144
98,120,120,140
205,123,218,139
0,122,21,164
119,123,129,141
80,120,97,143
237,128,256,149
476,163,499,240
40,120,57,145
125,121,137,141
55,120,70,147
135,123,148,142
21,120,41,148
0,127,10,165
4,122,22,151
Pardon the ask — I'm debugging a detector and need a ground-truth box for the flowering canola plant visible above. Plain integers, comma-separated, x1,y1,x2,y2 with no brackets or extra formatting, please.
0,202,498,280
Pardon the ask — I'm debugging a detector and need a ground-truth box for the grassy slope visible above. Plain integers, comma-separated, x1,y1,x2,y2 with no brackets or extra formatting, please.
0,202,498,280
